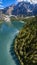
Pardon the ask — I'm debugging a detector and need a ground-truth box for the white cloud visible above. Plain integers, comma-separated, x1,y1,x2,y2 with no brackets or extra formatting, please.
17,0,28,2
17,0,24,2
31,0,37,4
17,0,37,4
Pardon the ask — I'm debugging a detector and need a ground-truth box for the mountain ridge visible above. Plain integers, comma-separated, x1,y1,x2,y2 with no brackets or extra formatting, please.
2,1,37,16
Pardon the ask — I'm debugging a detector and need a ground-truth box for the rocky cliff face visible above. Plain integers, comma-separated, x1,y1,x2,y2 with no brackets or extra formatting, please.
2,5,15,15
2,2,37,16
12,2,37,16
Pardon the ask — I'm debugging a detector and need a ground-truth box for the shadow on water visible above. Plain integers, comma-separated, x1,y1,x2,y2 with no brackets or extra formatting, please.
10,36,20,65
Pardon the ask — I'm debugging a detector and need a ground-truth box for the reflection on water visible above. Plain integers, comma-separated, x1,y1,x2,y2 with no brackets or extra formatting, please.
0,21,25,65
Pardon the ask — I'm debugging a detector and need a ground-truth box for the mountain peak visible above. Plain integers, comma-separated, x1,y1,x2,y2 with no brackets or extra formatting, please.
2,1,37,16
12,1,37,16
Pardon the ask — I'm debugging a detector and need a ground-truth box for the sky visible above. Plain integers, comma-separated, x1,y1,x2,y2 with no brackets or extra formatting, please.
0,0,37,9
0,0,16,8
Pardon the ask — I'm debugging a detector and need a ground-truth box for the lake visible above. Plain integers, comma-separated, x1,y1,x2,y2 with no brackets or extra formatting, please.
0,21,25,65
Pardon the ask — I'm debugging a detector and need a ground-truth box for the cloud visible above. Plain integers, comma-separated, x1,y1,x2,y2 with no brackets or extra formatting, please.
17,0,37,4
32,0,37,4
17,0,30,2
17,0,24,2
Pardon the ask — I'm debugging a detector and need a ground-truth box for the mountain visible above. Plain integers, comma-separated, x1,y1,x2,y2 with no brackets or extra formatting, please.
2,7,9,14
33,4,37,15
2,1,37,16
12,1,37,16
2,5,15,15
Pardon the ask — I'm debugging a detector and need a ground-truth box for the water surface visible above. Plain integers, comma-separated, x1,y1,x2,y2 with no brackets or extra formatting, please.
0,21,25,65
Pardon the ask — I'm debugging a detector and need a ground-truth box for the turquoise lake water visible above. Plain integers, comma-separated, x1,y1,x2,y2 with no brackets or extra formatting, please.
0,21,25,65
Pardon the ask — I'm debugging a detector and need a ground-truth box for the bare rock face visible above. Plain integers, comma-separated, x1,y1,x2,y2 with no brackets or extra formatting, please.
14,20,37,65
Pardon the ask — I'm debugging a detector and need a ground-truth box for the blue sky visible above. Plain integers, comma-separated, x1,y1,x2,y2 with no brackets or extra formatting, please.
1,0,16,7
0,0,17,8
0,0,37,9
